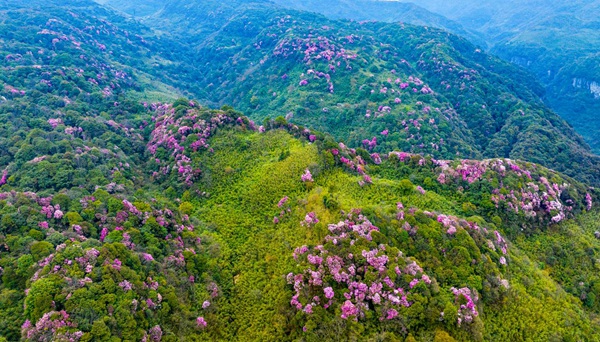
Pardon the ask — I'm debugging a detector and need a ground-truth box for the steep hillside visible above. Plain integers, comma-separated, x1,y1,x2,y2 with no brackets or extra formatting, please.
158,0,600,155
101,0,484,46
365,0,600,153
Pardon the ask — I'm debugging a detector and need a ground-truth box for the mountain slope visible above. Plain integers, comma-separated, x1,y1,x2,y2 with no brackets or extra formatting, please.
101,0,484,46
115,1,600,186
27,0,600,186
1,96,600,341
367,0,600,153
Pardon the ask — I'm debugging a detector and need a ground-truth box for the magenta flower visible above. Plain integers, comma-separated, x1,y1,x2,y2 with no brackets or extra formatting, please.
277,196,289,208
148,325,162,342
47,118,62,128
53,210,64,219
119,280,133,291
142,253,154,262
100,227,108,242
301,169,313,182
301,212,319,227
197,316,207,328
0,169,7,186
586,193,593,211
340,300,359,319
386,309,398,320
324,287,334,299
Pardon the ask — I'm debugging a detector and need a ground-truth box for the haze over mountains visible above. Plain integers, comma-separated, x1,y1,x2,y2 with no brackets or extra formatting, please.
2,0,600,341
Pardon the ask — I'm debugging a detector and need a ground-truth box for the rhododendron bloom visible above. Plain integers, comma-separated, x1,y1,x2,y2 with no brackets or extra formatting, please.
324,287,334,299
386,309,398,320
340,300,359,319
0,169,7,186
100,227,108,242
301,169,313,182
197,317,207,328
277,196,289,208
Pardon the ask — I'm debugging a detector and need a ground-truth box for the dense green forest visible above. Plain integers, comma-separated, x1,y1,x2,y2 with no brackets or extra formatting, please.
1,0,600,341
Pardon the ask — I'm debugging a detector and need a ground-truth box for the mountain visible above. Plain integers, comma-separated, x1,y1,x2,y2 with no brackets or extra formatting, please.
95,0,600,186
365,0,600,154
101,0,484,46
4,95,600,341
2,1,600,341
171,0,600,155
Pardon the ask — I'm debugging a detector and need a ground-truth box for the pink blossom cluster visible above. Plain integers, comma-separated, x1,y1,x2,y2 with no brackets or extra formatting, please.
142,325,162,342
301,212,319,227
197,316,207,328
301,169,313,182
0,169,7,186
288,210,432,321
119,280,133,291
40,204,63,220
277,196,289,208
147,104,247,186
586,193,593,211
362,137,377,150
48,118,63,128
388,155,585,224
274,33,358,93
330,143,374,186
450,287,479,326
21,310,82,341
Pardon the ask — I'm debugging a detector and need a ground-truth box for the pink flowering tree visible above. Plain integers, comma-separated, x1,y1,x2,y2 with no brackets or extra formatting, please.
287,210,435,325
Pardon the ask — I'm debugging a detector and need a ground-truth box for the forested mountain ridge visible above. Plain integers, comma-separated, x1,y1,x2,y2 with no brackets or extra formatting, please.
1,1,600,341
102,0,484,46
2,96,600,341
254,0,600,153
99,0,600,186
402,0,600,153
